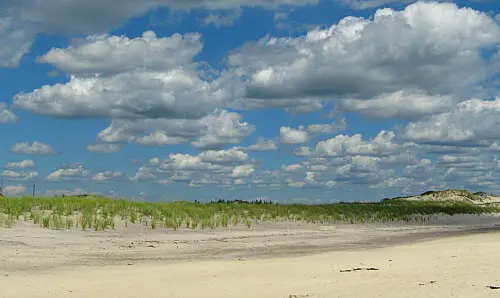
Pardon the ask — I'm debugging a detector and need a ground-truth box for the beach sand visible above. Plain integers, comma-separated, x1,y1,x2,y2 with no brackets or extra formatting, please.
1,214,499,297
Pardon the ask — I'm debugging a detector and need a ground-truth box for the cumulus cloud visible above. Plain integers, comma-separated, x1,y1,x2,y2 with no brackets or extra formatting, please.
239,138,278,151
326,155,392,185
191,110,255,149
93,171,124,182
14,69,232,120
280,126,309,144
10,142,55,155
315,130,398,157
230,164,255,178
228,2,500,113
14,31,237,121
0,102,18,123
39,31,203,75
94,109,254,150
87,143,123,154
371,176,423,194
130,166,157,182
339,90,454,120
252,170,283,189
403,98,500,146
135,131,186,146
285,169,326,188
199,148,249,164
307,118,347,134
202,9,242,28
2,170,39,180
169,154,223,171
294,146,312,157
46,164,90,181
3,185,27,196
136,147,255,185
5,160,35,169
1,0,320,68
282,163,303,172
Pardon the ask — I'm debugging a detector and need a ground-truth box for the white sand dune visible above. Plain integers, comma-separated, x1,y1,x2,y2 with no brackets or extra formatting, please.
387,189,500,205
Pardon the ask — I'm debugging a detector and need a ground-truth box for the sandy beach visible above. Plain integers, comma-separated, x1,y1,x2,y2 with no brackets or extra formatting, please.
1,214,499,297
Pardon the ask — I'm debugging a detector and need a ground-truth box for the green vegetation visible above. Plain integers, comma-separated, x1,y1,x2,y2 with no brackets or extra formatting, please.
0,196,498,231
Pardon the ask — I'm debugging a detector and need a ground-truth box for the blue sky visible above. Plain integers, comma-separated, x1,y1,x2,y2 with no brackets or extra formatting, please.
1,0,500,202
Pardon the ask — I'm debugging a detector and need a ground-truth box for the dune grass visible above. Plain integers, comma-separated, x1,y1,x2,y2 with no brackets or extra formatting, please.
0,196,498,231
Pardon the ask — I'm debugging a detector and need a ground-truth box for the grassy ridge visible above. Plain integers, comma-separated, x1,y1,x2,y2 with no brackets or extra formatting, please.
0,196,498,230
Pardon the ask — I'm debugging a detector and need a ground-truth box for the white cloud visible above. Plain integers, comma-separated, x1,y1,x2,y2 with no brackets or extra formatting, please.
339,90,453,120
2,170,39,180
87,143,122,153
3,185,27,196
14,69,232,120
228,2,500,112
169,154,222,171
402,158,434,179
199,148,249,164
0,0,319,68
315,130,398,157
307,118,347,134
137,148,253,185
371,176,421,192
282,164,303,172
202,9,242,28
93,171,124,182
0,102,18,123
294,146,312,157
190,110,255,149
234,178,247,185
46,164,90,181
39,31,202,75
10,142,55,155
326,155,392,186
286,171,322,188
148,158,161,167
252,170,283,189
14,31,235,121
239,138,278,151
403,98,500,146
96,109,254,150
230,164,255,178
130,166,157,182
168,172,192,182
439,155,481,165
309,164,328,172
280,126,309,144
288,181,307,188
188,178,217,187
135,131,186,146
379,152,417,165
325,180,340,189
5,160,35,169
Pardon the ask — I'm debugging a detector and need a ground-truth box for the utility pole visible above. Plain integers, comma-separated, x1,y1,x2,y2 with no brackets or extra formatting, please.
0,178,3,196
32,184,36,197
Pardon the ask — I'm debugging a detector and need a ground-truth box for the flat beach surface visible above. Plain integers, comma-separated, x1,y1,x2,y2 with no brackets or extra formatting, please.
1,214,499,297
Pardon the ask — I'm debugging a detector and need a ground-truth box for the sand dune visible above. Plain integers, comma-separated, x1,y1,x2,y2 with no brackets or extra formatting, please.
386,189,500,205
